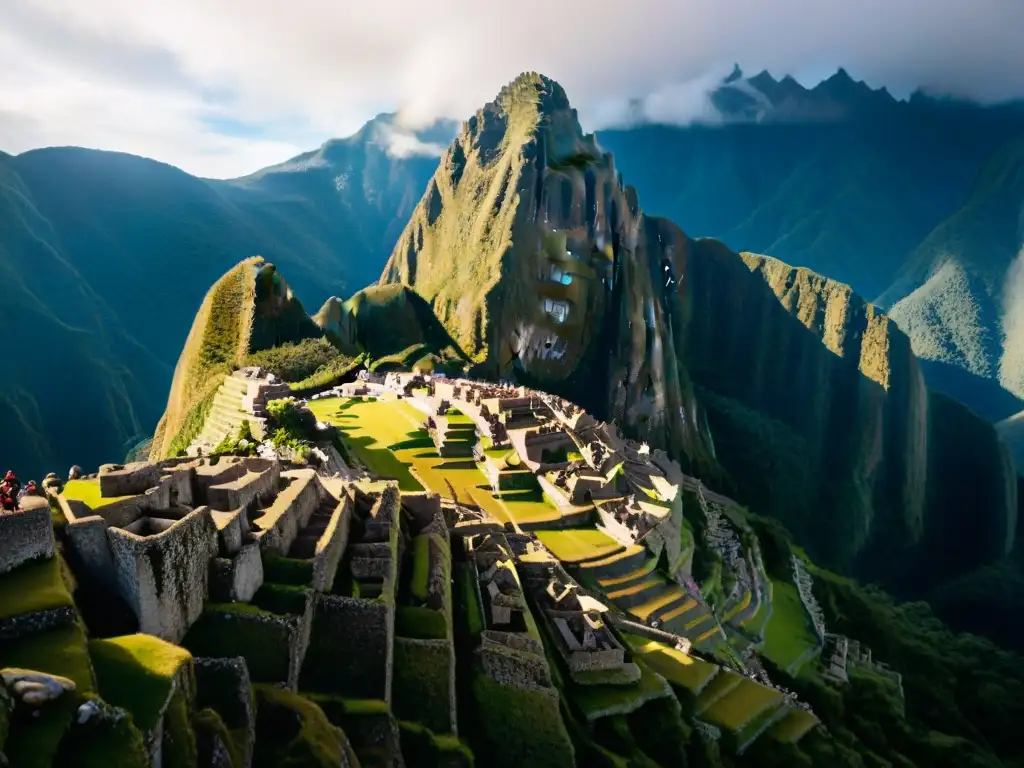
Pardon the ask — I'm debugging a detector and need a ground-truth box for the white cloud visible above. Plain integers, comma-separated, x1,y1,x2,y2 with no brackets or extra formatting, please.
2,0,1022,177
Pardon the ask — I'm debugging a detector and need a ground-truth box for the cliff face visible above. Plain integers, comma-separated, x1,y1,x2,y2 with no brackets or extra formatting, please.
382,74,717,472
381,73,1018,587
686,249,1016,583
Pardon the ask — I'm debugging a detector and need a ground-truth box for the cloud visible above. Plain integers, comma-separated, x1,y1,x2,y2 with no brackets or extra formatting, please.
2,0,1023,177
999,244,1024,397
375,123,450,159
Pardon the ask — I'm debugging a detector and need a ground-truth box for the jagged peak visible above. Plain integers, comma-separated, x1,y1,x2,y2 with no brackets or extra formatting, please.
496,72,571,115
748,70,779,89
724,64,744,84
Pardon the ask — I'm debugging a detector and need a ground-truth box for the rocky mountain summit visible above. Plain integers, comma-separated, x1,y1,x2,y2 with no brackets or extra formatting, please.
381,73,1018,591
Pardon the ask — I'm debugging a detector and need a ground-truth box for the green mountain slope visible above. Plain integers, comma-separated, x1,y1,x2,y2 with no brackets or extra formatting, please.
382,73,1018,594
149,258,325,458
883,135,1024,397
0,118,447,478
597,71,1024,420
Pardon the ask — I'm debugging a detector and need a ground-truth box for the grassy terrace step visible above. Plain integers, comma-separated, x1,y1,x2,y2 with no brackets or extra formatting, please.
658,596,699,623
735,699,791,753
605,576,666,602
595,557,659,588
573,543,648,576
536,529,626,564
700,676,786,734
0,554,76,625
769,707,820,744
623,635,721,696
694,626,725,647
694,669,744,716
628,585,690,621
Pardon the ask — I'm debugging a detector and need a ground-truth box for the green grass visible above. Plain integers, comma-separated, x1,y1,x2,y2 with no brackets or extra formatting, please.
182,604,293,683
622,635,720,694
398,720,475,766
410,534,432,601
770,707,820,743
152,257,260,459
455,564,485,637
393,638,454,734
469,664,575,767
89,634,192,732
762,578,819,673
291,353,365,393
62,478,137,509
569,658,671,721
262,553,316,586
0,622,95,768
535,529,623,563
701,676,785,732
0,554,73,620
395,605,448,640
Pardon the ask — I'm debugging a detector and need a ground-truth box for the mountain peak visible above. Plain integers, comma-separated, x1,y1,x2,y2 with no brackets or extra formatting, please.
724,63,744,84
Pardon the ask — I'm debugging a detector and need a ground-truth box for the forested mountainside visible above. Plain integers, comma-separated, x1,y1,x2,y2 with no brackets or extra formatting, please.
598,67,1024,419
0,117,447,478
381,73,1018,599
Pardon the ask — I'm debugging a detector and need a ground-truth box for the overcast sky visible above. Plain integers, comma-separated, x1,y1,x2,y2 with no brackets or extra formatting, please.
2,0,1021,179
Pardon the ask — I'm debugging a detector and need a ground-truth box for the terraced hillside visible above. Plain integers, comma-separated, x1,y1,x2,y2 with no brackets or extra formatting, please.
150,259,327,459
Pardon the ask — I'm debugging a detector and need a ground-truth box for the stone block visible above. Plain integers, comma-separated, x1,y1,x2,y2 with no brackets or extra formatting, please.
107,507,218,643
99,462,162,497
0,497,55,574
300,594,393,701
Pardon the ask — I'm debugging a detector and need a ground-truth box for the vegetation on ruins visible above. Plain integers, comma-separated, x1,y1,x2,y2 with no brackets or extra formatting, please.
150,259,327,460
243,338,346,384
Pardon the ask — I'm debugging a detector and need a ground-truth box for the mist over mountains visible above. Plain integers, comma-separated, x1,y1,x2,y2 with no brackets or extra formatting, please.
1,66,1023,480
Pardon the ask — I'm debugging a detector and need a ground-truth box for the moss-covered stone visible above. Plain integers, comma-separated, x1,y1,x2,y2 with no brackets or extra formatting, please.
392,637,454,734
467,663,574,768
252,686,354,768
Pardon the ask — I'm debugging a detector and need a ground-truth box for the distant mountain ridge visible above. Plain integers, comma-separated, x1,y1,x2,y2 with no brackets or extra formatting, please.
0,117,449,478
4,63,1024,480
598,66,1024,419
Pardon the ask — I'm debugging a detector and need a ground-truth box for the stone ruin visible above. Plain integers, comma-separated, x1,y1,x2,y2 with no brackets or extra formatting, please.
52,456,345,644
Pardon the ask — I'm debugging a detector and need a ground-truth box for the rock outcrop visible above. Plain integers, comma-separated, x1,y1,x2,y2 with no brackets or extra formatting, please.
381,73,1019,589
381,73,718,474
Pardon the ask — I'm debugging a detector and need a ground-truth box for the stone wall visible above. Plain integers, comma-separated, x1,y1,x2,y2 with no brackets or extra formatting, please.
107,507,218,642
0,497,54,574
300,594,394,702
67,515,117,589
206,462,280,512
208,542,264,603
252,470,322,554
311,497,351,593
99,461,162,497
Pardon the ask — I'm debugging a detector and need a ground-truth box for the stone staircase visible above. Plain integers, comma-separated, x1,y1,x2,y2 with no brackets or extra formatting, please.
288,497,338,559
188,373,292,456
